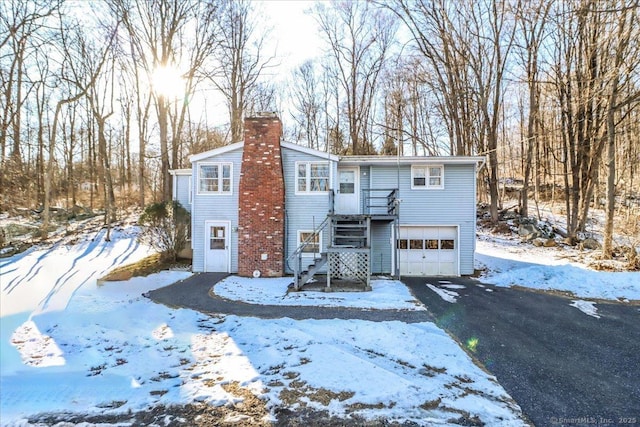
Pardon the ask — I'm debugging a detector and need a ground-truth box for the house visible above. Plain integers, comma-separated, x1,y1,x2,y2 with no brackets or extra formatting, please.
171,113,484,289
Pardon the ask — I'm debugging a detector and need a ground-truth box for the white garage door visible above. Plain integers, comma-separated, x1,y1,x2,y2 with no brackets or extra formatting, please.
398,226,458,276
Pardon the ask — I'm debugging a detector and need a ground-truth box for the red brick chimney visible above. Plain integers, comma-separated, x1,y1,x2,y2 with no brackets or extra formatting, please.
237,113,285,277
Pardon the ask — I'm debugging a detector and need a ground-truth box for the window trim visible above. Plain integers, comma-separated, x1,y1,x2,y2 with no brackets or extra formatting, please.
197,162,233,195
297,229,323,258
295,161,331,195
411,165,444,190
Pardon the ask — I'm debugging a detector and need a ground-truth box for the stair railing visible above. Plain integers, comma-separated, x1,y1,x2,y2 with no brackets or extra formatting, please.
287,215,330,285
362,188,399,215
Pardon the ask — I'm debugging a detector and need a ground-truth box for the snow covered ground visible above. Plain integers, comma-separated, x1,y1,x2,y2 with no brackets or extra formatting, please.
0,226,526,426
213,275,427,310
476,231,640,301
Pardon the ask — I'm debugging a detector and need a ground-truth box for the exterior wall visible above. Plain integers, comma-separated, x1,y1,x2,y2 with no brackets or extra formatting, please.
282,148,335,275
371,163,476,274
238,116,286,277
359,166,370,212
191,148,243,273
173,175,191,213
371,221,392,274
188,144,478,275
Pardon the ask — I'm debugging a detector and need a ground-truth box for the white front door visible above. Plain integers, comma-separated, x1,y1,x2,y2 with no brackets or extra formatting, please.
335,167,359,214
204,221,230,272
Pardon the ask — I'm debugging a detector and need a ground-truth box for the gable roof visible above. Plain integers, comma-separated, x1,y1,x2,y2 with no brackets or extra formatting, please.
189,141,244,162
281,141,339,161
189,140,339,163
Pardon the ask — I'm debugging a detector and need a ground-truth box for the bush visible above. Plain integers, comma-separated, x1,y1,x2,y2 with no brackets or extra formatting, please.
137,201,190,262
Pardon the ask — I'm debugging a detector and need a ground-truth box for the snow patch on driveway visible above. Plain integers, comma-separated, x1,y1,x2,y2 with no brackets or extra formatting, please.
441,284,466,290
570,300,601,319
427,284,459,303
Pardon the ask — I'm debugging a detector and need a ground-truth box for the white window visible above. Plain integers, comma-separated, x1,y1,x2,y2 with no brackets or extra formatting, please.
412,165,444,189
296,162,330,194
198,163,232,194
298,230,322,256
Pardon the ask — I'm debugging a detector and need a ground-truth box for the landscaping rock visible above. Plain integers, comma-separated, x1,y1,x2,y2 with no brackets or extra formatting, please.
543,238,557,247
581,238,601,250
519,223,537,237
532,238,546,247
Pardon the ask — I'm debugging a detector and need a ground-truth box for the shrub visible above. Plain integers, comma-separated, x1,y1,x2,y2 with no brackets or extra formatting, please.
137,201,190,262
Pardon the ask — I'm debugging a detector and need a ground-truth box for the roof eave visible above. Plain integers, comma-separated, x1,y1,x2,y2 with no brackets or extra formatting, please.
338,155,485,166
281,141,340,161
169,168,192,175
189,141,244,163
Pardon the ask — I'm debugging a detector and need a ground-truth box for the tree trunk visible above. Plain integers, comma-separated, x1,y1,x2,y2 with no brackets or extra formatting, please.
42,102,64,239
157,95,171,201
602,99,616,258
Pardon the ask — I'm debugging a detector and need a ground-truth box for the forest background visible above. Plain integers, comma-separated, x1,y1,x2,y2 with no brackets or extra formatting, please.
1,0,639,259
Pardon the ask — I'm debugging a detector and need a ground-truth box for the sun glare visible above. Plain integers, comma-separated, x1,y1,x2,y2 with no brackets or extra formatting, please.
150,65,185,99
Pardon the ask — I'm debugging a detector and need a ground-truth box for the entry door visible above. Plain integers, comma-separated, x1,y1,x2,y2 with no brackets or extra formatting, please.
204,221,229,272
335,168,359,214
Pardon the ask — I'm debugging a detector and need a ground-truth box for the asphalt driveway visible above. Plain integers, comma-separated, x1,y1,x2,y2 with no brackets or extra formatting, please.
401,277,640,427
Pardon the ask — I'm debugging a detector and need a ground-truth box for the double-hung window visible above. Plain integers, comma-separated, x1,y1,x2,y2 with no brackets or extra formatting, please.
411,165,444,189
296,162,329,194
298,230,321,257
198,163,232,194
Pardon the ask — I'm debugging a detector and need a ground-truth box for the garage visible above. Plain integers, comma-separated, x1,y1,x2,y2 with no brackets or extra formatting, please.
397,226,458,276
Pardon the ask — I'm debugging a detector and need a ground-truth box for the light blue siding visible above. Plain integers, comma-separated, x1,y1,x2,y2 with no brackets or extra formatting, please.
371,163,476,274
281,148,336,274
173,175,191,213
191,148,243,273
371,222,392,274
187,144,478,276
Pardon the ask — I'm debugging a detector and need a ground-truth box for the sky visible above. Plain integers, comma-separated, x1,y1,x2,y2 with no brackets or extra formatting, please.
192,1,323,129
257,0,322,73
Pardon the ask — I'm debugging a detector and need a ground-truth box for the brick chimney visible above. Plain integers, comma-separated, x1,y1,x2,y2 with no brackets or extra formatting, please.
237,113,285,277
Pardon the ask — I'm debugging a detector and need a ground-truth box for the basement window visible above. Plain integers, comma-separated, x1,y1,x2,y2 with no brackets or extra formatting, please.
296,162,329,194
198,163,232,195
411,165,444,189
298,230,321,256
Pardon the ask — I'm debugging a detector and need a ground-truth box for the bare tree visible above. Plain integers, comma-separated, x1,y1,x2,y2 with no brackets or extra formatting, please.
289,60,323,149
314,1,397,155
389,0,516,222
42,13,112,238
386,0,477,157
210,0,276,143
111,0,221,202
514,0,551,218
0,0,60,207
601,0,640,257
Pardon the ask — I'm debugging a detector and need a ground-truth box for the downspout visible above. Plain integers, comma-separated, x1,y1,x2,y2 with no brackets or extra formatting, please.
395,150,401,279
284,207,288,274
473,157,486,276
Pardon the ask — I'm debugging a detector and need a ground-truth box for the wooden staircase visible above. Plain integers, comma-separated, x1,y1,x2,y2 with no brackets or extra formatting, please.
290,214,371,291
289,188,399,291
295,253,328,288
331,215,369,248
